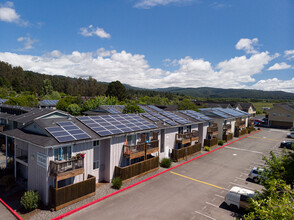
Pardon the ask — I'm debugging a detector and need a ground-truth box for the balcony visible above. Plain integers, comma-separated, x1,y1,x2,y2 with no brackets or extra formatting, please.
204,137,218,147
207,125,218,136
146,139,159,155
124,143,145,159
171,142,201,162
236,120,246,128
223,124,231,133
223,133,233,142
50,158,84,181
176,130,199,144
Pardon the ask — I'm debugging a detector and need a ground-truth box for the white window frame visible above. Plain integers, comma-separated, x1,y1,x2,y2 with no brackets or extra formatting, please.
93,142,100,170
53,145,72,161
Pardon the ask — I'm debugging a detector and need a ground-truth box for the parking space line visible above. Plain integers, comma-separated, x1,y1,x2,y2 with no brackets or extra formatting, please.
235,177,244,181
229,182,254,190
206,202,219,208
215,194,224,199
170,171,224,189
248,136,280,141
240,172,249,176
225,146,263,154
194,211,216,220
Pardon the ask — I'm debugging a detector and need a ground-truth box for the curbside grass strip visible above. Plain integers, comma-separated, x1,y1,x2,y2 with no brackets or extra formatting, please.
51,129,261,220
0,198,23,220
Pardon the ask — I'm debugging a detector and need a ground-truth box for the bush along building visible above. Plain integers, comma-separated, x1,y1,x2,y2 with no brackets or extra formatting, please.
0,104,249,210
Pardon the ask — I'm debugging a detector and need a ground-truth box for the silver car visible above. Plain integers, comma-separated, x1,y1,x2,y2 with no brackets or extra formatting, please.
248,167,264,183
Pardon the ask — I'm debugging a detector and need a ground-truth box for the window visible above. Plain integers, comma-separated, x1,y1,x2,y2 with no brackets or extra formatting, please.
240,195,249,202
127,134,136,146
287,114,291,117
93,146,99,170
93,140,99,147
273,113,276,116
54,146,71,161
187,125,192,133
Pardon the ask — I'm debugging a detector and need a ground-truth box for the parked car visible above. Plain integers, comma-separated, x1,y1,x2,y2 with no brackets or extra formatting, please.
287,132,294,139
248,167,264,183
225,186,256,209
280,141,294,149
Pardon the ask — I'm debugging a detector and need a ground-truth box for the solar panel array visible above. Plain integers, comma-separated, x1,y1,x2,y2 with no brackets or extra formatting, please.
46,121,91,143
234,108,250,116
211,110,231,118
148,105,164,112
77,114,157,137
160,111,191,124
107,107,121,114
41,100,59,106
180,110,212,121
139,105,153,113
141,113,160,122
217,108,244,117
148,112,178,126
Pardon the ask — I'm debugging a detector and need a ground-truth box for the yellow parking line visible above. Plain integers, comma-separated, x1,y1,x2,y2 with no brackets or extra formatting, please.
170,171,223,189
248,136,280,141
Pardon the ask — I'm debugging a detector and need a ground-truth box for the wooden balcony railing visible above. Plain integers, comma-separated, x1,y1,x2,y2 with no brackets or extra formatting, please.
171,142,202,162
236,120,246,128
207,126,218,135
204,137,218,147
50,158,84,181
176,130,199,144
49,174,96,210
223,124,231,132
124,140,159,159
223,133,233,142
115,156,159,181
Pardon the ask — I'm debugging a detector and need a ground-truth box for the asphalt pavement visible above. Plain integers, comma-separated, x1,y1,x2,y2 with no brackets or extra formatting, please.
66,128,288,220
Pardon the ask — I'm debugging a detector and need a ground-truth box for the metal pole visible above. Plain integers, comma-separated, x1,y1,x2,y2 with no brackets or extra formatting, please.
5,135,7,168
14,139,16,180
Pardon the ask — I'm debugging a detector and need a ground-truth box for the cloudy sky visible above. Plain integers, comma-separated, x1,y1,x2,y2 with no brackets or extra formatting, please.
0,0,293,92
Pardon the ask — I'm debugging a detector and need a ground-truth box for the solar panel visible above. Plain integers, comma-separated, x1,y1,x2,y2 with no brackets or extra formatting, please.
234,108,250,116
148,105,164,112
42,99,59,106
139,105,153,113
148,112,178,126
217,108,244,117
211,110,230,118
107,107,121,114
0,99,8,104
77,114,157,137
179,110,204,122
186,110,212,121
160,111,191,124
141,113,159,122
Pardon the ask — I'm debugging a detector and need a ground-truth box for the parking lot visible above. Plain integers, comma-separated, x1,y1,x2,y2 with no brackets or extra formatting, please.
66,128,289,220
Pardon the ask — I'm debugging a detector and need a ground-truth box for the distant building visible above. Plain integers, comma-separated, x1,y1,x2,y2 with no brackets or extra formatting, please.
265,103,294,128
39,100,59,109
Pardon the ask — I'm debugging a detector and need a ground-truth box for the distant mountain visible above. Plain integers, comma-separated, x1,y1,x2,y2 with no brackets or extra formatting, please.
154,87,294,100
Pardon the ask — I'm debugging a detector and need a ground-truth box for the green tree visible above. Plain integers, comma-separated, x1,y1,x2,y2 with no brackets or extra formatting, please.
177,98,198,111
123,103,144,114
43,79,53,96
6,94,38,107
106,81,127,101
67,104,81,115
56,96,81,112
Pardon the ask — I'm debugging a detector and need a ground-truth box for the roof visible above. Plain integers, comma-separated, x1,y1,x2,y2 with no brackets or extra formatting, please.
238,103,256,111
230,186,255,196
199,107,249,119
39,100,59,106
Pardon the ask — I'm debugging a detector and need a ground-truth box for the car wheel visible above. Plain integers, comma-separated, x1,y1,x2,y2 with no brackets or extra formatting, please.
230,204,238,212
253,177,258,183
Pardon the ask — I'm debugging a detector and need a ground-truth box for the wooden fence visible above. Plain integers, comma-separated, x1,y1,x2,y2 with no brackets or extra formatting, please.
171,142,202,162
223,133,233,142
49,174,96,210
204,138,218,147
115,156,159,181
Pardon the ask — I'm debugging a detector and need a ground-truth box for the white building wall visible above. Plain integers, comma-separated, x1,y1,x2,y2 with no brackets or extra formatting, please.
109,136,125,181
215,119,224,140
230,120,236,136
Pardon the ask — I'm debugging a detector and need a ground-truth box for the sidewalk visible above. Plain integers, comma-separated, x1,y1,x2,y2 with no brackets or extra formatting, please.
0,202,18,220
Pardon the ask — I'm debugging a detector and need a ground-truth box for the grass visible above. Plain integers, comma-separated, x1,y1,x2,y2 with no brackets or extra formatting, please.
252,102,274,114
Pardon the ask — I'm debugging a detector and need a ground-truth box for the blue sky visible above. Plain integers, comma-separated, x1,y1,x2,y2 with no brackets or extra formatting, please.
0,0,293,92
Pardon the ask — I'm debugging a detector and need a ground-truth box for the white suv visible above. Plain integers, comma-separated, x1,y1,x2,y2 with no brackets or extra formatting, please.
248,167,264,183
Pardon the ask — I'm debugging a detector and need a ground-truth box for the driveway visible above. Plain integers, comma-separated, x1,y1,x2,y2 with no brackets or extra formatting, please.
66,128,287,220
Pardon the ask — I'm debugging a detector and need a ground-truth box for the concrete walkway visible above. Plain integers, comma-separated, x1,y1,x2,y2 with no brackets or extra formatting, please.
0,202,18,220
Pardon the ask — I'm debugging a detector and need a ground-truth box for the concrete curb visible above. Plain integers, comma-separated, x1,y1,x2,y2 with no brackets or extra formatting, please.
51,129,261,220
0,198,22,220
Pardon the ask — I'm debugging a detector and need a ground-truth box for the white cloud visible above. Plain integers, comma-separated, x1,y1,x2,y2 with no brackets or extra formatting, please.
235,38,259,54
0,38,291,92
79,25,111,39
0,2,28,25
251,78,294,93
17,36,38,50
285,50,294,60
134,0,192,9
268,62,292,71
209,2,230,9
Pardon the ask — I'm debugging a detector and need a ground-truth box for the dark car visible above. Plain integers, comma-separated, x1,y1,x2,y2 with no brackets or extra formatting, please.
280,141,294,149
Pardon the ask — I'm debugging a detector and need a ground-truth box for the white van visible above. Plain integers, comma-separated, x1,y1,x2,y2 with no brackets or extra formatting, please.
225,186,255,209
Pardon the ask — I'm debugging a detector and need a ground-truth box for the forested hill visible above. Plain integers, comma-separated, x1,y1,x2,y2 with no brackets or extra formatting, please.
154,87,294,100
0,60,294,100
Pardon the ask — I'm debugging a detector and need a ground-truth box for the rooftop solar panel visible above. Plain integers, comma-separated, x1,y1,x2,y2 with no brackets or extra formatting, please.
141,113,160,122
234,108,250,116
107,107,121,114
148,112,178,126
179,110,204,122
211,110,230,118
217,108,244,117
77,114,157,137
148,105,164,112
160,111,191,124
138,105,153,113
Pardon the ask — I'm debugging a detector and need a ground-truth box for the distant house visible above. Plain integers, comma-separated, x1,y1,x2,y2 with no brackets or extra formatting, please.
265,103,294,128
39,100,59,109
236,103,256,117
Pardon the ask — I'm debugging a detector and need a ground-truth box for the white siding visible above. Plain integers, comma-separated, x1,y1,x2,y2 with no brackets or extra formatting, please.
109,136,125,181
230,120,236,136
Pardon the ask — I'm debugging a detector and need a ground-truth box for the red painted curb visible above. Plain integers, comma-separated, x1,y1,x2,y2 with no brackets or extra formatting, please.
52,129,261,220
0,198,22,220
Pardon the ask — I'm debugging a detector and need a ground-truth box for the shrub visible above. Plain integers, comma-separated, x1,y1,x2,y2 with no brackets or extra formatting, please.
112,177,122,189
204,146,211,151
218,140,224,146
20,190,40,211
160,158,172,168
